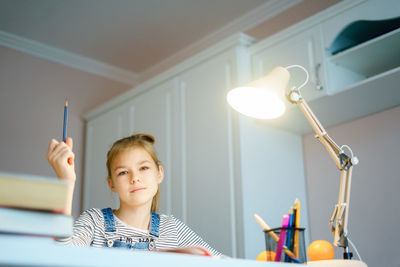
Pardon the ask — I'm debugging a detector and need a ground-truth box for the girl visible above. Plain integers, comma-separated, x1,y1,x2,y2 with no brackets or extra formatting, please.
47,133,220,255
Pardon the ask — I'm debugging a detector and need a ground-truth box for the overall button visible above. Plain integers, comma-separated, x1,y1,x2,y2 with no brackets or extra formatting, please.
148,240,155,250
107,240,114,247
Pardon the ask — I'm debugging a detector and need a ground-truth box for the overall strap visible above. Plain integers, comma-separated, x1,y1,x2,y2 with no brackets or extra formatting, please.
101,208,116,232
149,211,160,237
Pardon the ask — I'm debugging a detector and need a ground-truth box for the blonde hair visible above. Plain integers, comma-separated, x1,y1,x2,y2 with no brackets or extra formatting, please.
106,133,161,213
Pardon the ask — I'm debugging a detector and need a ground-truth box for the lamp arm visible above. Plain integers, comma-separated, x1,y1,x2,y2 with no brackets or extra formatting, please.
288,90,342,169
288,89,357,257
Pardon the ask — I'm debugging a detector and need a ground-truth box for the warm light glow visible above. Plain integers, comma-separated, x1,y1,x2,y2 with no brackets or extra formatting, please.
226,66,290,119
227,86,285,119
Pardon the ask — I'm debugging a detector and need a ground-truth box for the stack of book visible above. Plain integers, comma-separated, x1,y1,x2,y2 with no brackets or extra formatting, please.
0,172,73,238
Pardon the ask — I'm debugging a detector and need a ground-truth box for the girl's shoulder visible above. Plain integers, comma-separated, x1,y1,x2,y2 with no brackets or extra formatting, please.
80,207,104,217
158,213,187,228
77,208,107,224
159,213,177,222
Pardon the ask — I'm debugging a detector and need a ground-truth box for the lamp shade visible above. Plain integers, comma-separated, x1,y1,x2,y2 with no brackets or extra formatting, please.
227,67,290,119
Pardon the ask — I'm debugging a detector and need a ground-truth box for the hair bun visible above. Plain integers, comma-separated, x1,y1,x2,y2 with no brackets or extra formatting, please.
133,133,155,144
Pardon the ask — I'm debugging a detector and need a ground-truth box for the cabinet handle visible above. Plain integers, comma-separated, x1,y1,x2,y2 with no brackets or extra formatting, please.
315,63,323,91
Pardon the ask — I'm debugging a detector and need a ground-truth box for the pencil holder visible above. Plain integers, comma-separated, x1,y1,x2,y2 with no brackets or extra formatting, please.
264,227,306,263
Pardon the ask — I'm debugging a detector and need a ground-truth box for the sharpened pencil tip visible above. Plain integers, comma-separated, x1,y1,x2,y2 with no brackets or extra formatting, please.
65,99,68,107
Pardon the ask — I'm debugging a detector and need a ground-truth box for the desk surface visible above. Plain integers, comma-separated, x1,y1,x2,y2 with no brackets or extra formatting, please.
0,235,310,267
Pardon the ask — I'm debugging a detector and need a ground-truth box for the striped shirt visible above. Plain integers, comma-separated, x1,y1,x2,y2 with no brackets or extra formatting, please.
57,208,220,255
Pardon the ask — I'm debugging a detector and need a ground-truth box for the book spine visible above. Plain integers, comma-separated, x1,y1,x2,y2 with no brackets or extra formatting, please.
0,207,73,238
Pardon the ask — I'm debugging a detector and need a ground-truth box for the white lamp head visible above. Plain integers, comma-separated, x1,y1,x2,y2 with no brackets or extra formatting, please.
227,66,290,119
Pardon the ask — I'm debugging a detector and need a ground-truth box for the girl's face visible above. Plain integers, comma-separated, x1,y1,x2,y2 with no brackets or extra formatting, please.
107,146,163,209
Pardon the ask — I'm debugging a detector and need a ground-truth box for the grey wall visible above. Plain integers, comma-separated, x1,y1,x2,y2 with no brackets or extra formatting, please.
303,105,400,267
0,45,130,218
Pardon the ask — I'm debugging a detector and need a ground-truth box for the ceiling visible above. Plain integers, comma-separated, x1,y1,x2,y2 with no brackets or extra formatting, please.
0,0,303,85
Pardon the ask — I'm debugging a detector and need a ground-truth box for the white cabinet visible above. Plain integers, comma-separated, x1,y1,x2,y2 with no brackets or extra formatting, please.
244,0,400,134
83,34,256,257
321,0,400,52
322,0,400,94
236,25,319,259
250,25,326,103
175,48,242,256
318,0,400,136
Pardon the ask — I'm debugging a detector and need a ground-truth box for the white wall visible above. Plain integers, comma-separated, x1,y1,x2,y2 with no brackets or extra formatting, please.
239,115,310,259
0,45,130,218
303,105,400,267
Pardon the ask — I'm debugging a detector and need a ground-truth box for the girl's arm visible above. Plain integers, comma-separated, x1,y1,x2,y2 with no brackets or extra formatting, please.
57,209,96,246
46,137,76,216
173,216,221,256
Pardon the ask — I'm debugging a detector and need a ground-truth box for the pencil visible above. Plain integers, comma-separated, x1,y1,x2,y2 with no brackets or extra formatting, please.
275,214,290,261
253,214,301,263
293,198,300,257
63,99,68,142
254,213,279,242
285,208,294,262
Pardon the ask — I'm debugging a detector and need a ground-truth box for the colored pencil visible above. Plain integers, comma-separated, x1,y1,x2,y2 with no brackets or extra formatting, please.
63,99,68,142
275,214,290,261
285,208,294,262
293,198,300,258
253,214,301,263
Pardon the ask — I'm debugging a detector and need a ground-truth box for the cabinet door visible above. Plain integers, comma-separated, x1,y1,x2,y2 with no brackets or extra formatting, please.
177,49,239,256
128,80,177,215
244,28,316,258
251,25,326,103
83,105,131,210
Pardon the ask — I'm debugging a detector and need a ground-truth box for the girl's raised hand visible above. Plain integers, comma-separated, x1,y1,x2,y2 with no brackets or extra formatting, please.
46,137,76,182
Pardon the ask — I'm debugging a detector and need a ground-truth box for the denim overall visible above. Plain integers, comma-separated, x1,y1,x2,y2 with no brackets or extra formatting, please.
101,208,159,250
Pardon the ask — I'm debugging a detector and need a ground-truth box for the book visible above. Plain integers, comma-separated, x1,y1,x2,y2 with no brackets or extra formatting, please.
0,172,69,213
157,246,212,256
0,207,73,238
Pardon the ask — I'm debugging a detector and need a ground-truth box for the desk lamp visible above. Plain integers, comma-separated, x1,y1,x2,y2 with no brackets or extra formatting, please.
227,65,358,260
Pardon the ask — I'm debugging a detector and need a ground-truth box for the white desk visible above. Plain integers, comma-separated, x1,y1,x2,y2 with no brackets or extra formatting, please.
1,235,367,267
0,235,309,267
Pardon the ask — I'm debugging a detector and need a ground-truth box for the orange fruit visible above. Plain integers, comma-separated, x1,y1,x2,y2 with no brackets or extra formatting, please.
307,240,334,261
256,250,276,261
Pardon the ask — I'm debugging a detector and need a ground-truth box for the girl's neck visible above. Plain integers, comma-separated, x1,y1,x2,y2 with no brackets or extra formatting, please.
114,204,152,231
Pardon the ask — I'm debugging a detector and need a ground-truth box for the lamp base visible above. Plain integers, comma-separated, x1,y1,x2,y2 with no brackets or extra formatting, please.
306,260,367,267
